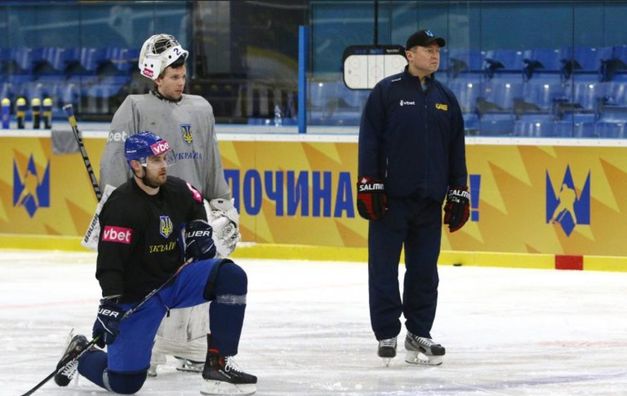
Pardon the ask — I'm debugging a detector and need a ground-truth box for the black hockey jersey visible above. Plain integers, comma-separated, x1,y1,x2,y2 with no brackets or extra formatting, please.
96,176,206,303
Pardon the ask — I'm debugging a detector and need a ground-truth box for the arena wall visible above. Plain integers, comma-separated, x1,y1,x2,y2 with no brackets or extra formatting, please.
2,130,626,271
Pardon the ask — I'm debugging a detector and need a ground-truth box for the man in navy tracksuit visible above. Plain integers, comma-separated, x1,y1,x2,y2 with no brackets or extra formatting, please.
357,29,470,366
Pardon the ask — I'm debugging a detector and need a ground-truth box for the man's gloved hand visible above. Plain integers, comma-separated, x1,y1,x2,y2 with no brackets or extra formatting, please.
92,298,124,348
356,176,387,220
184,219,217,261
443,185,470,232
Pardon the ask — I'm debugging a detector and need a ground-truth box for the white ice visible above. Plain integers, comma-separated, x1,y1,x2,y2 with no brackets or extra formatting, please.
1,250,626,396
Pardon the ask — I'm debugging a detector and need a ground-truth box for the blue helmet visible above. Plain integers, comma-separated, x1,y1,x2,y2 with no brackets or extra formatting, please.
124,131,171,164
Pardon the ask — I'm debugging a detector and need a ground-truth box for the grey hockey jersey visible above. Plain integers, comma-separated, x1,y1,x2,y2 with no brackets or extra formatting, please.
100,91,230,200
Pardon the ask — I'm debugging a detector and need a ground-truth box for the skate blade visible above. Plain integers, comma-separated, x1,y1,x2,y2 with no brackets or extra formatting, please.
381,357,392,367
177,365,204,373
405,351,443,366
176,358,204,373
200,380,256,395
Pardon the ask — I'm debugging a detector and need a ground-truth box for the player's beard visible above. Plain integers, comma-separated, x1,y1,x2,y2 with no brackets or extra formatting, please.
142,169,167,189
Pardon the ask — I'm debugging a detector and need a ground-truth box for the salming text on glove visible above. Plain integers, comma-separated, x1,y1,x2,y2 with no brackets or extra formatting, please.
443,185,470,232
356,176,387,220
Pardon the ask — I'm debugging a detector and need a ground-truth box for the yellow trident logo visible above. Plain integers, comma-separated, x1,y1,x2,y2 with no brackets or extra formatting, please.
180,124,192,144
160,215,173,238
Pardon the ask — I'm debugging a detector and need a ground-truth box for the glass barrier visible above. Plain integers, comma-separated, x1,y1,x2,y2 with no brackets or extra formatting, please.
1,1,626,137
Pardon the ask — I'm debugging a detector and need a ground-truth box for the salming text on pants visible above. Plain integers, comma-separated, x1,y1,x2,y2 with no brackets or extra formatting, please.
368,196,442,340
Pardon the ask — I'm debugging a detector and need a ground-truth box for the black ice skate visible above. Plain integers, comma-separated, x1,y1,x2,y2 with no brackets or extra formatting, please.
404,332,445,366
377,337,397,366
54,333,90,387
201,348,257,395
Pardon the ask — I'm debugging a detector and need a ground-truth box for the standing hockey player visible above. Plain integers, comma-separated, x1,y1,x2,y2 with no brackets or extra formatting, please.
356,29,469,366
54,132,256,395
100,33,239,375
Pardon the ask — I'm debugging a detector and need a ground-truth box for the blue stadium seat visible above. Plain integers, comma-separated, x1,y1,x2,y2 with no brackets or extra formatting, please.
7,74,34,85
448,48,485,77
519,79,567,112
561,46,612,80
573,121,597,138
479,79,523,112
572,81,605,111
479,113,515,136
613,45,627,64
448,77,482,113
513,114,555,137
554,113,597,137
39,47,80,73
104,47,139,73
595,121,626,138
600,45,627,81
603,81,627,105
484,49,525,79
66,74,99,86
11,47,42,74
99,75,130,90
522,48,566,80
81,47,107,72
463,112,479,133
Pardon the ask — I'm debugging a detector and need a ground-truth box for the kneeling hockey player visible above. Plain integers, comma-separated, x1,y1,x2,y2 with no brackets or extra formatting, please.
54,131,256,395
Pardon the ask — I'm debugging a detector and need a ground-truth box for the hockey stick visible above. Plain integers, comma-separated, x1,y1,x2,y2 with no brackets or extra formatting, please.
63,104,102,201
20,258,194,396
20,337,101,396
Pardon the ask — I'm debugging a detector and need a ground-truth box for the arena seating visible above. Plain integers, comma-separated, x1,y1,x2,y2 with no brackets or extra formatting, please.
444,44,627,137
1,43,627,136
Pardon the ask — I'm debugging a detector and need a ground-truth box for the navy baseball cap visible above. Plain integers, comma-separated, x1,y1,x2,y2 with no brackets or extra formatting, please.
405,29,446,49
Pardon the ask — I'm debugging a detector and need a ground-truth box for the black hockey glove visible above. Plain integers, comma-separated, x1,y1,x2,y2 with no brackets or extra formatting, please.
443,185,470,232
356,176,387,220
92,298,124,348
184,219,217,261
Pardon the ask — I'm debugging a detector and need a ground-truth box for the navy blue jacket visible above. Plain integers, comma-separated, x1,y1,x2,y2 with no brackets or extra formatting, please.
358,67,467,202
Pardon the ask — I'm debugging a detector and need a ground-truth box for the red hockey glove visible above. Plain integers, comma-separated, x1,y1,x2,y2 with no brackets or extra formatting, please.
356,176,387,220
443,185,470,232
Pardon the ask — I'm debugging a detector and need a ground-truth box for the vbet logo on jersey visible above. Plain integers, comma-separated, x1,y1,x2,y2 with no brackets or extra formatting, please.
13,154,50,217
546,165,591,236
102,226,133,244
399,99,415,107
180,123,193,144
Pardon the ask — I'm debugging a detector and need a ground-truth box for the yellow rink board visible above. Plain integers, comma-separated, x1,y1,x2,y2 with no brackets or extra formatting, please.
2,132,627,271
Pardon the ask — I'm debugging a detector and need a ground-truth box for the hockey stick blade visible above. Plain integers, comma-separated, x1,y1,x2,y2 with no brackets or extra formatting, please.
20,336,100,396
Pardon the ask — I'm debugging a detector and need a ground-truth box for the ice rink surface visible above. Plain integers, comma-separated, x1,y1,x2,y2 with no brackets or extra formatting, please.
1,250,626,396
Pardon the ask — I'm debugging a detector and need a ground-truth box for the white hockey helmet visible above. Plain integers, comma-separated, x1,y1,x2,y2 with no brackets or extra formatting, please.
138,34,189,80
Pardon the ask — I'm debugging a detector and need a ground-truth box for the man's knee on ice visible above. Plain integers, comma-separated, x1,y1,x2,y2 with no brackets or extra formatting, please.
104,370,147,394
204,260,247,301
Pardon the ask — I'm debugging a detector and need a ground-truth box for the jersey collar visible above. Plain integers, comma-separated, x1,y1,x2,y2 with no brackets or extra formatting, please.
151,89,183,103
